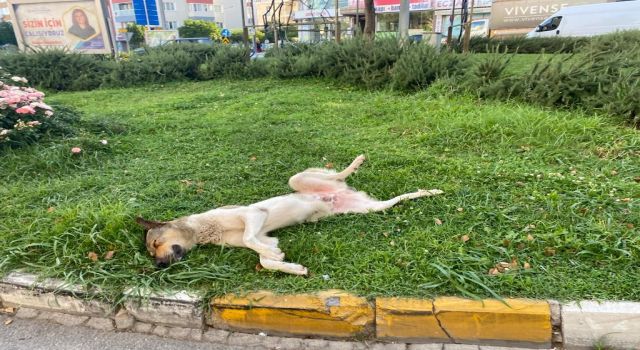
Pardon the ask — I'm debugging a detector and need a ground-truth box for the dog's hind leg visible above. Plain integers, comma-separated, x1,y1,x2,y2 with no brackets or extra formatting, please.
260,256,308,275
333,189,444,214
288,155,366,193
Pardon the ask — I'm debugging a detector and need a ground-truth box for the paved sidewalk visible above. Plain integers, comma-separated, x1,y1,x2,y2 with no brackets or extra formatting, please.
0,314,538,350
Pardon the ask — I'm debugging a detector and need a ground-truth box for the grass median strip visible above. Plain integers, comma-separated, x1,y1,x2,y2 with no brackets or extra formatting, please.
0,78,638,302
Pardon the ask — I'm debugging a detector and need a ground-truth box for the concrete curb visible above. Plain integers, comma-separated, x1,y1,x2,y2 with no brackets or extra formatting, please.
2,271,640,349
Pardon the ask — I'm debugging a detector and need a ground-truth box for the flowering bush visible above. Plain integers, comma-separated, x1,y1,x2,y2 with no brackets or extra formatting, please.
0,69,60,147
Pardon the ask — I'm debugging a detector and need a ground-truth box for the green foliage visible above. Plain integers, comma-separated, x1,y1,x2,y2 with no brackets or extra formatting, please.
230,29,266,43
390,42,468,91
104,43,216,87
178,19,221,41
197,44,253,79
464,36,589,54
0,48,108,91
0,22,18,46
126,24,146,48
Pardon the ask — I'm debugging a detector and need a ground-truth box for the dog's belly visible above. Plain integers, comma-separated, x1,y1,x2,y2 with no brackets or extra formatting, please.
252,194,333,232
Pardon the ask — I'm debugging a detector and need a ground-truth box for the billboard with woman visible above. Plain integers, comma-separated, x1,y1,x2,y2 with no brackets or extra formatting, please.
8,0,112,54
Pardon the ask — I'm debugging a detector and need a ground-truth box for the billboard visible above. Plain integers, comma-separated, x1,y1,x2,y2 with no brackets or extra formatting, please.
490,0,608,30
8,0,112,54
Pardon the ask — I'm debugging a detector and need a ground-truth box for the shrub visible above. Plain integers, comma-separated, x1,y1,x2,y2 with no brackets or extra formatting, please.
390,43,468,91
104,43,216,86
197,44,254,79
0,70,79,148
0,48,109,91
462,36,588,54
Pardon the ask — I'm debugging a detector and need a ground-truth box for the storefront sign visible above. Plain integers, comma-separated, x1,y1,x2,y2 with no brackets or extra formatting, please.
8,0,112,54
490,0,607,30
434,0,493,9
374,0,433,13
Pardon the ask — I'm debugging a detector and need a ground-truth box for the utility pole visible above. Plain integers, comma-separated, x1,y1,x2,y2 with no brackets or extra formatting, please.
335,0,341,42
462,0,474,52
355,0,359,36
249,0,257,52
398,0,409,39
240,0,249,45
446,0,456,45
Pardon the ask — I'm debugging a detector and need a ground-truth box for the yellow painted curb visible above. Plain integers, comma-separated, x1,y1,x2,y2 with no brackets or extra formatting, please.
209,290,374,338
376,297,449,341
434,297,551,344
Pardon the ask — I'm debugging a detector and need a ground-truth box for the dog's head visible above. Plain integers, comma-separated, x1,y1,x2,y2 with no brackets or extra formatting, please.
136,217,192,268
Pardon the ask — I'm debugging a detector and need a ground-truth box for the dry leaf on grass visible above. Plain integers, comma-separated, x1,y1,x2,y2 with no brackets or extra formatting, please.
456,207,464,212
544,247,556,256
249,156,257,161
434,218,443,225
47,207,55,213
324,162,334,169
524,262,532,269
255,263,263,272
527,234,534,241
627,223,635,229
4,319,13,325
104,251,115,260
87,252,98,262
461,235,470,242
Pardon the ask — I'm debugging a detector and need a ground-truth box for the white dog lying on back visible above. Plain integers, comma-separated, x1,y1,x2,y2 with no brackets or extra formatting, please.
137,155,443,275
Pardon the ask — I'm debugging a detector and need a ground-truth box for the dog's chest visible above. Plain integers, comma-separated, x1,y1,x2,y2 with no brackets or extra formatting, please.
195,220,224,244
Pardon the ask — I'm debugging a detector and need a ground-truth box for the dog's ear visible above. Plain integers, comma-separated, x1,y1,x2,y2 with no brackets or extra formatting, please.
135,217,167,231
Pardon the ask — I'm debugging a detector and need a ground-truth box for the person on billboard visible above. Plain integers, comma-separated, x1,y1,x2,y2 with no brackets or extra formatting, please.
68,9,97,40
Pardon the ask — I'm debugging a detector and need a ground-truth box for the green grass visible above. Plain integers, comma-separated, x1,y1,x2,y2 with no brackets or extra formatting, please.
1,79,639,303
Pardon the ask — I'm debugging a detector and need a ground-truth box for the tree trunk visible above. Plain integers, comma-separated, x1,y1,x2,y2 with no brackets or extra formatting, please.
363,0,375,40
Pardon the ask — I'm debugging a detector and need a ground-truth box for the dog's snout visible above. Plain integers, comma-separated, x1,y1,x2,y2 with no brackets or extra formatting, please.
155,260,169,269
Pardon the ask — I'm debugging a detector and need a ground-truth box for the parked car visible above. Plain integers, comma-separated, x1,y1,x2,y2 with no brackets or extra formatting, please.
526,1,640,38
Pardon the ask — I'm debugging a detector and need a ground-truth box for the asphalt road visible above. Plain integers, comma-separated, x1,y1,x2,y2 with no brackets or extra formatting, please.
0,314,241,350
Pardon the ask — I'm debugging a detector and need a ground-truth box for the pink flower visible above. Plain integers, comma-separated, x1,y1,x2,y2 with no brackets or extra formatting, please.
71,147,82,154
30,102,52,110
16,106,36,114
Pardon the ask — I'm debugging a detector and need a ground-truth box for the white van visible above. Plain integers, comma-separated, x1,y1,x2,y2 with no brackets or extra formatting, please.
526,1,640,38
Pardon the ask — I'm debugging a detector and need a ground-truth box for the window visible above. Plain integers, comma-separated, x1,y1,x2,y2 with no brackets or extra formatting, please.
167,21,178,29
189,3,203,11
163,2,175,11
214,5,222,13
536,16,562,32
117,3,132,10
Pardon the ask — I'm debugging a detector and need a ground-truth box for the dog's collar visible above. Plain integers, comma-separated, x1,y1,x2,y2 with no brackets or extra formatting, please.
195,220,224,244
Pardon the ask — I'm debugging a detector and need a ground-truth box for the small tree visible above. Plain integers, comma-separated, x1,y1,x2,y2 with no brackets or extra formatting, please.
178,19,221,41
0,22,18,46
126,24,145,48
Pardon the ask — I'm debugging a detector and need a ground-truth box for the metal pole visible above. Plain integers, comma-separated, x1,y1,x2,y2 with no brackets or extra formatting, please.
240,0,249,45
249,0,257,52
398,0,409,39
335,0,341,42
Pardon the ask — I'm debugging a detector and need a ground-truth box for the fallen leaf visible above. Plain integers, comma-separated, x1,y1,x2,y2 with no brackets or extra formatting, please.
611,170,618,176
527,234,534,241
104,251,115,260
515,181,525,187
509,258,519,269
179,179,193,186
456,207,464,212
627,223,635,229
524,262,531,269
434,218,443,225
621,198,631,202
488,268,500,275
517,243,526,250
1,307,15,314
255,263,263,272
382,232,390,238
634,176,640,183
390,240,395,246
503,239,511,247
249,155,257,161
47,207,55,213
324,162,334,169
4,319,13,325
544,247,556,256
461,235,470,242
87,252,98,262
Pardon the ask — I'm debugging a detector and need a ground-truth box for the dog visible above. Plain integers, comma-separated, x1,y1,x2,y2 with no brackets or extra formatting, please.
136,155,443,275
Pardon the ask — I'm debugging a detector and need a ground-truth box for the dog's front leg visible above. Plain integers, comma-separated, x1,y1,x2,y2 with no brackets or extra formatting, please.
260,255,308,276
241,208,285,261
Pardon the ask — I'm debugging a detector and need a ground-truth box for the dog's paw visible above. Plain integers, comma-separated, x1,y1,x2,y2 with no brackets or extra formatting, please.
262,249,285,261
292,265,308,276
352,154,366,168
